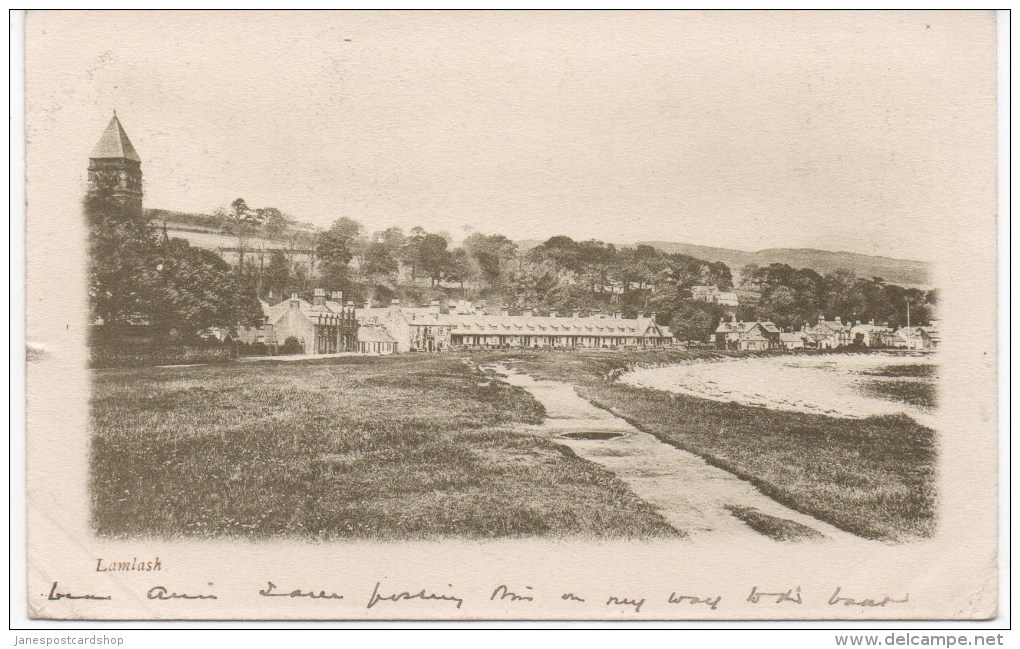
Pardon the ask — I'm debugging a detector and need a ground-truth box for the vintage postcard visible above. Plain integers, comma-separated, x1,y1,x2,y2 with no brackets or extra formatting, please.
23,10,1000,621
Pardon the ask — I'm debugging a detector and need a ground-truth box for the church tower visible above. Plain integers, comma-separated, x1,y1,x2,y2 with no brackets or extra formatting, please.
87,113,143,217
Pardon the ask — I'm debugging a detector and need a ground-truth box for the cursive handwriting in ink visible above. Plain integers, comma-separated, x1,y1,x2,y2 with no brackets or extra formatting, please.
147,585,217,600
367,582,464,610
45,582,111,601
668,592,722,610
828,587,909,607
747,586,802,605
490,585,534,602
606,595,645,613
259,581,343,600
561,592,586,602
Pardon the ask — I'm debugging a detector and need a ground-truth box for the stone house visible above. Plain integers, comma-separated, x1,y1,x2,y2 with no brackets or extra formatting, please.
779,331,809,350
445,309,672,349
357,326,398,354
802,315,853,349
242,289,359,354
355,299,453,352
849,320,896,347
691,285,739,307
714,318,781,351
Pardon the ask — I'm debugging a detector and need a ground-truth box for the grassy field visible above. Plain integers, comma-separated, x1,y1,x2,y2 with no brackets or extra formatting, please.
473,350,937,541
90,355,677,540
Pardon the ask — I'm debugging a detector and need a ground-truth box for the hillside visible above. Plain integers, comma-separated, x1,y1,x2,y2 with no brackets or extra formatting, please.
145,208,317,249
637,241,932,288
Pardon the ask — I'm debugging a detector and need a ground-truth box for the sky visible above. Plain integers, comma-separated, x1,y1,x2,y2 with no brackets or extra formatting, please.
27,10,996,261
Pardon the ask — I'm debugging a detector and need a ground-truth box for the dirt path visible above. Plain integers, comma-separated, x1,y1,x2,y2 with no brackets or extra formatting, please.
487,363,862,543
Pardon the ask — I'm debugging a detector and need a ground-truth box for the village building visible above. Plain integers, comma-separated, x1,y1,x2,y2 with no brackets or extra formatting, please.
445,309,672,349
918,323,940,350
355,300,453,352
802,315,853,349
690,285,739,307
356,326,398,355
714,318,781,351
779,331,809,350
892,322,940,350
241,290,359,355
356,302,672,350
891,327,919,349
849,320,895,347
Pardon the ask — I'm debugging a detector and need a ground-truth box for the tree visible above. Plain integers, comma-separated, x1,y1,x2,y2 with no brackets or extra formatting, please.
218,198,264,275
463,232,518,289
755,286,799,328
419,233,450,285
445,247,472,290
85,192,158,330
361,240,399,283
668,300,727,343
318,260,352,294
258,208,291,240
740,263,761,288
402,226,427,281
317,217,362,267
264,250,291,300
145,238,264,338
315,218,363,293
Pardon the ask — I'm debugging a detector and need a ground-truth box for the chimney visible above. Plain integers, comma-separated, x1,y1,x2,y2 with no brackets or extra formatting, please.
290,293,300,310
501,305,509,317
429,299,441,314
637,311,645,319
550,311,557,318
835,316,841,324
650,312,657,323
331,291,343,302
313,288,326,307
819,314,825,322
523,309,533,317
345,300,355,307
869,318,875,326
613,310,622,319
391,298,400,306
572,309,580,319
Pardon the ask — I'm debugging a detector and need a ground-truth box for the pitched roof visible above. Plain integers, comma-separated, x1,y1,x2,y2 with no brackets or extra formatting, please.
266,296,354,324
919,326,940,341
358,327,397,343
409,313,671,338
91,114,141,162
715,320,778,334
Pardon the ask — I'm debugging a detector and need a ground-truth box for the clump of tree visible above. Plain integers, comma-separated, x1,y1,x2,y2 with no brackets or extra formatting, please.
743,262,937,329
87,193,263,345
185,205,936,345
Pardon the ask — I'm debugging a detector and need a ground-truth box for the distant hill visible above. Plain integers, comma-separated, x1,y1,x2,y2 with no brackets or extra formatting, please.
637,241,932,288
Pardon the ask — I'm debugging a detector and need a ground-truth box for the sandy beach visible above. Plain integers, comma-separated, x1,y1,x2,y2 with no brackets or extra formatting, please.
619,353,937,426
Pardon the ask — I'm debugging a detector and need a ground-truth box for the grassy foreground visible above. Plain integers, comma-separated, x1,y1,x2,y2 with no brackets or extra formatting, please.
90,355,677,540
474,350,937,542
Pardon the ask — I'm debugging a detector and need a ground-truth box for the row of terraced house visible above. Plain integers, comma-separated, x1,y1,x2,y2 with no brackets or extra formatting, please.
714,315,940,352
238,294,674,355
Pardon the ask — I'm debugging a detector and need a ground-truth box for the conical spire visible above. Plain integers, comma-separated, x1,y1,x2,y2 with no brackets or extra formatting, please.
90,113,141,162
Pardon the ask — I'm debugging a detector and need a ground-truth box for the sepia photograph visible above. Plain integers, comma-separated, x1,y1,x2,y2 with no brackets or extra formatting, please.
20,9,1001,624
